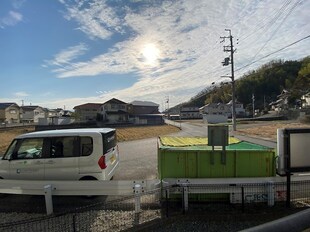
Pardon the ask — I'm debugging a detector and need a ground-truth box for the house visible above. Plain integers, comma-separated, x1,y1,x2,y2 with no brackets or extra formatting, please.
301,92,310,108
20,106,46,123
39,108,74,125
179,107,201,119
128,101,163,125
0,103,20,124
99,98,129,123
199,103,230,115
128,101,160,114
270,90,290,112
199,103,230,124
227,100,246,117
73,103,102,122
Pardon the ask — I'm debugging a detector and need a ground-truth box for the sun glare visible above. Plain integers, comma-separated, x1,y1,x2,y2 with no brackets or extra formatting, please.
142,43,160,65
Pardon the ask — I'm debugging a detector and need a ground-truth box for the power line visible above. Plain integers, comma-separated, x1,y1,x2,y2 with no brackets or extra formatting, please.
238,0,292,41
187,34,310,104
235,34,310,73
250,0,303,62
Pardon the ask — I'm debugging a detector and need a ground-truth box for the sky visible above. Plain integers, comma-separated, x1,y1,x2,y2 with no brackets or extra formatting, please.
0,0,309,111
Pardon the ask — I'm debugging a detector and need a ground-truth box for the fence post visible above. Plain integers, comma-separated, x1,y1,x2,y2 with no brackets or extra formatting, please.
182,184,189,213
134,184,142,213
241,186,245,213
44,184,53,215
267,181,275,207
165,188,169,218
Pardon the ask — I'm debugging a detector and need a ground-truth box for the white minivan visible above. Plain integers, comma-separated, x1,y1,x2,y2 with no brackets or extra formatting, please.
0,128,119,181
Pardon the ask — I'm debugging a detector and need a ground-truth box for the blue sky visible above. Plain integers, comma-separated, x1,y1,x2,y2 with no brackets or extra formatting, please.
0,0,309,111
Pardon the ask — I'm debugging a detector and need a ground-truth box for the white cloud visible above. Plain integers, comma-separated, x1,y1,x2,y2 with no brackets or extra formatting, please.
14,92,29,97
51,0,310,108
44,43,88,68
0,11,23,28
62,0,122,40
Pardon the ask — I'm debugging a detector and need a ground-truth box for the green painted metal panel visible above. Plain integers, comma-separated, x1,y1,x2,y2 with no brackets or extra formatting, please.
158,138,276,179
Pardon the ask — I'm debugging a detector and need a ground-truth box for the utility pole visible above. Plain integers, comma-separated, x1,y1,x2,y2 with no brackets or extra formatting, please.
252,93,255,118
220,29,237,131
166,96,170,118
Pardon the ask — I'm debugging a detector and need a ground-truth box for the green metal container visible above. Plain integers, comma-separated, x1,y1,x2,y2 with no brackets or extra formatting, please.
158,137,276,179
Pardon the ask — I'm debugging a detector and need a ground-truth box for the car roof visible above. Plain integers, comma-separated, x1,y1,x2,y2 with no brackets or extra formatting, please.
16,128,115,139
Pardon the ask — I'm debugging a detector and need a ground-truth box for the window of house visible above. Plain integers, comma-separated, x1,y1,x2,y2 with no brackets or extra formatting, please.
9,110,17,114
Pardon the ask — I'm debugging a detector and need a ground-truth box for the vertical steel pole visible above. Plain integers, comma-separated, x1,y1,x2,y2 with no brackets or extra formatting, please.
229,31,237,131
44,184,53,215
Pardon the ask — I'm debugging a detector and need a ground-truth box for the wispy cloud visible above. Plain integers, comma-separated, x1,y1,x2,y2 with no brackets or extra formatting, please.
62,0,123,40
52,0,310,108
14,92,29,97
0,11,23,28
44,43,88,68
12,0,26,9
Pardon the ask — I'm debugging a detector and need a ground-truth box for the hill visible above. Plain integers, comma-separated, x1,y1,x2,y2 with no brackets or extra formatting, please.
169,56,310,113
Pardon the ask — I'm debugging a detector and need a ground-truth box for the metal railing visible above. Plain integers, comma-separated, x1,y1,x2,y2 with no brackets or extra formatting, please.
1,177,310,231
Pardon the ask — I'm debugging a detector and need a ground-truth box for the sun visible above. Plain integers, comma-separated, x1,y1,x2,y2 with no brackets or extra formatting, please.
142,43,160,65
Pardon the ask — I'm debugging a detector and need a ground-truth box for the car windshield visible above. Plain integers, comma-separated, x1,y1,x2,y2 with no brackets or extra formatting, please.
3,139,18,160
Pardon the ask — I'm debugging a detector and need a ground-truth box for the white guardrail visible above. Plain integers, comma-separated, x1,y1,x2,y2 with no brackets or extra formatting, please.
1,175,310,215
0,179,160,215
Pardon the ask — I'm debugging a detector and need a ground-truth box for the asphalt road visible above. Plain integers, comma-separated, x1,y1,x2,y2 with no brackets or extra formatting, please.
114,120,277,181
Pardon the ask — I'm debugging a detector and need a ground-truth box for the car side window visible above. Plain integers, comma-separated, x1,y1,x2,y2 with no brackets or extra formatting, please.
81,137,93,156
50,137,78,158
15,138,43,159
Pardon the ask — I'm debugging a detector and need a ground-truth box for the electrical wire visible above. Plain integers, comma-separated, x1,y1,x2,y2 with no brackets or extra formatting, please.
235,34,310,72
249,0,303,62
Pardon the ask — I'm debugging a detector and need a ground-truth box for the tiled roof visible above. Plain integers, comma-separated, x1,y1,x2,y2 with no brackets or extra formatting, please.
0,103,18,110
103,98,127,105
73,103,102,109
130,101,159,107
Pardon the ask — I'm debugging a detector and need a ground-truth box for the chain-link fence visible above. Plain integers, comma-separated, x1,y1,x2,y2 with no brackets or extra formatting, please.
0,180,310,231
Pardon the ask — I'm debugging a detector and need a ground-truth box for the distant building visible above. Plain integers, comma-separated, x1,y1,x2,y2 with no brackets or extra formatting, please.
179,106,201,119
100,98,129,123
128,101,163,125
20,106,46,123
199,103,230,124
73,103,102,121
270,90,290,112
227,100,246,117
0,102,20,124
301,92,310,108
128,101,160,114
199,103,230,115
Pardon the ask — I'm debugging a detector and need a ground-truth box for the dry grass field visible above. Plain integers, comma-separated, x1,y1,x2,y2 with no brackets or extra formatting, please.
0,125,180,154
236,122,310,141
1,121,309,154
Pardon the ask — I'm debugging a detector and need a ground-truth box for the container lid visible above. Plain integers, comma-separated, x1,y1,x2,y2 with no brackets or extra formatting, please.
160,136,240,147
159,136,273,151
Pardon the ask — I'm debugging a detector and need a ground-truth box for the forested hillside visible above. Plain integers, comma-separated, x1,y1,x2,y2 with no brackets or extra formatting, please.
171,56,310,113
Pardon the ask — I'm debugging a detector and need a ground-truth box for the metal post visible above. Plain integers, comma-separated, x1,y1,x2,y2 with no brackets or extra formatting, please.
165,189,169,218
230,36,236,131
182,184,189,213
241,186,245,213
134,184,142,213
284,130,291,208
44,184,53,215
267,181,275,207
